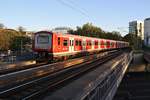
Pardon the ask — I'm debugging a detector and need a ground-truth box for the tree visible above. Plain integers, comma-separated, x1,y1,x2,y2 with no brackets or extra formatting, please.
106,31,122,40
0,29,21,50
0,23,4,29
123,33,142,49
69,23,104,38
18,26,26,35
11,36,31,51
123,33,136,47
69,23,123,40
0,26,32,53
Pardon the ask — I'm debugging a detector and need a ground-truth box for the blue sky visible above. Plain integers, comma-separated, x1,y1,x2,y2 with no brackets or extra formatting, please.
0,0,149,35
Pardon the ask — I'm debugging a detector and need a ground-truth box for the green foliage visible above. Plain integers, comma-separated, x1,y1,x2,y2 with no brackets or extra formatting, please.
104,31,122,40
10,36,31,51
143,45,150,51
69,23,122,40
123,33,135,45
69,23,103,37
0,28,31,51
17,26,26,35
123,33,142,49
0,29,21,50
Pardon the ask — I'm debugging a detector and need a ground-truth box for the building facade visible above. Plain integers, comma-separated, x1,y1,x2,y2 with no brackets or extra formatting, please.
129,21,144,40
52,27,72,34
25,31,34,38
144,18,150,47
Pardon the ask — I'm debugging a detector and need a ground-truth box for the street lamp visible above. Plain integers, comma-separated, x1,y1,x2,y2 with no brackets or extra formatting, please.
21,38,23,55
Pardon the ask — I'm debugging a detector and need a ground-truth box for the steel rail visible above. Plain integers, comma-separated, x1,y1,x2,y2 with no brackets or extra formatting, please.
0,50,122,100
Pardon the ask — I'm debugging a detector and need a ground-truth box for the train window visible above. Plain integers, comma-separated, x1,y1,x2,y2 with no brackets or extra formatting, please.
101,40,106,45
76,40,78,46
79,41,82,46
89,41,91,46
107,41,110,46
95,41,98,46
70,40,74,46
58,37,60,45
72,40,74,46
111,42,114,47
70,40,71,46
63,40,68,46
37,35,49,44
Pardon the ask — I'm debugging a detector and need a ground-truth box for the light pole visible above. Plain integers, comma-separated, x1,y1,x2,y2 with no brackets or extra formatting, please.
21,38,23,55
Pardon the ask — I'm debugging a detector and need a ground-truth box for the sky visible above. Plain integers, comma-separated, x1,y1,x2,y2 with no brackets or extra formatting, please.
0,0,149,36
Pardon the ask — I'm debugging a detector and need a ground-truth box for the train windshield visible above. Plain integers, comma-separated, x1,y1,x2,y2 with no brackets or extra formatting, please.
35,33,52,49
37,35,49,44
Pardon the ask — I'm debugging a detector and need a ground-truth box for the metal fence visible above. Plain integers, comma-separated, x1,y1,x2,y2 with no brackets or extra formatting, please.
82,52,133,100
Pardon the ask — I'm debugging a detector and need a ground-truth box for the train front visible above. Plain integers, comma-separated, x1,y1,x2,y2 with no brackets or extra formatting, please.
33,31,53,62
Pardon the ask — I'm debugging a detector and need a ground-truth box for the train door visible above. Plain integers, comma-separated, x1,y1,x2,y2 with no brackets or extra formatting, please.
92,40,94,50
82,39,86,51
69,37,74,52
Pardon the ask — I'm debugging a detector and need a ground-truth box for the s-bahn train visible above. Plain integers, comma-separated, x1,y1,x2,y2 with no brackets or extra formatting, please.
33,31,129,61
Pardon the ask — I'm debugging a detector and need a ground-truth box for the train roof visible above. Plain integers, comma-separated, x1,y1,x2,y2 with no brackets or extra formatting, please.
35,31,129,43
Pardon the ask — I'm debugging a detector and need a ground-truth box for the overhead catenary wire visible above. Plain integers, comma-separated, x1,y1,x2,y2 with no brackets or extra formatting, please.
67,0,90,16
56,0,92,20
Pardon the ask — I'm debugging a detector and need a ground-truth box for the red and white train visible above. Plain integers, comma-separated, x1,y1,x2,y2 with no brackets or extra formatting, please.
33,31,129,61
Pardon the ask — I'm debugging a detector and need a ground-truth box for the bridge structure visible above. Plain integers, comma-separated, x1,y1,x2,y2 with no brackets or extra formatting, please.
114,51,150,100
0,50,133,100
43,51,133,100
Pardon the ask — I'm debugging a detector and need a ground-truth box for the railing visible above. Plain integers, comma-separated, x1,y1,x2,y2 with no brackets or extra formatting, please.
0,55,16,63
82,51,133,100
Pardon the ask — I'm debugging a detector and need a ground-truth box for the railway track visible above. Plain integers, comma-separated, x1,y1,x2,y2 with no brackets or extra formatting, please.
0,50,123,100
0,62,48,75
0,50,117,93
0,50,116,75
